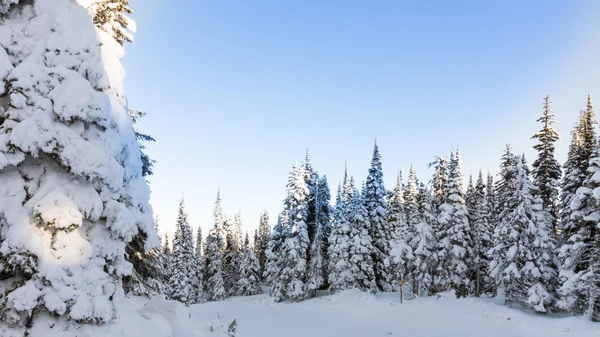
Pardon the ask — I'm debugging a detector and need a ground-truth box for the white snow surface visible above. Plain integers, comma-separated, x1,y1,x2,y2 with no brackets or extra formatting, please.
192,290,596,337
4,288,596,336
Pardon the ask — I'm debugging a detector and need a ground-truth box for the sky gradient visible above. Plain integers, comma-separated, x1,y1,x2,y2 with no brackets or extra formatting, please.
124,0,600,239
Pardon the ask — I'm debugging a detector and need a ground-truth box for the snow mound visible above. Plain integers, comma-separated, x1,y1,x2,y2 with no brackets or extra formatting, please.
326,288,377,303
0,295,205,337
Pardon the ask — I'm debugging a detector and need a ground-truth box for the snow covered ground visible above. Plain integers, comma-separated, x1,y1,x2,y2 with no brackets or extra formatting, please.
177,289,596,337
23,288,597,337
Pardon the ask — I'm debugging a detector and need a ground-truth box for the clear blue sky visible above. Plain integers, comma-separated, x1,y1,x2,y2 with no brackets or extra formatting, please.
124,0,600,240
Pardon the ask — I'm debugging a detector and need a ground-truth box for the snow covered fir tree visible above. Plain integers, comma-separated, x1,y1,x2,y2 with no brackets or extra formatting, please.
0,0,158,333
167,198,198,305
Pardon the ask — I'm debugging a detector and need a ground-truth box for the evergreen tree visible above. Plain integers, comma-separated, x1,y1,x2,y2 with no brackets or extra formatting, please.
204,228,227,301
0,2,157,326
87,0,135,45
404,166,420,238
168,198,198,305
164,232,172,281
489,154,559,313
429,156,449,294
387,171,405,241
561,94,597,240
559,143,600,321
436,150,471,298
364,140,393,291
486,171,498,236
306,174,331,296
264,214,285,297
255,211,271,277
411,183,436,297
205,196,227,301
489,145,517,290
531,96,562,236
214,190,225,235
470,171,494,296
237,232,263,296
306,219,325,295
348,186,377,293
465,175,476,220
124,215,166,297
387,171,407,288
430,156,449,212
254,229,259,253
275,163,311,301
233,211,244,251
404,165,421,294
303,150,319,249
316,175,333,286
223,217,242,296
328,179,354,293
195,226,205,302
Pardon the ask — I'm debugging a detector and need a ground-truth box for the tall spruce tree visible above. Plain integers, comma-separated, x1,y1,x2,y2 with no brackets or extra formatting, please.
306,175,331,295
237,232,263,296
364,141,393,291
168,198,198,305
163,232,172,282
387,171,405,242
387,171,407,289
561,94,597,241
195,226,205,302
431,156,449,212
328,177,354,293
223,217,242,296
204,229,226,301
306,221,325,296
255,211,271,277
531,96,562,236
404,166,420,239
0,0,157,327
490,154,559,313
264,214,285,297
404,165,421,294
303,150,319,250
436,150,471,298
486,171,498,237
559,142,600,321
205,195,227,301
348,186,377,293
315,175,332,287
411,183,436,296
470,171,494,296
274,163,310,301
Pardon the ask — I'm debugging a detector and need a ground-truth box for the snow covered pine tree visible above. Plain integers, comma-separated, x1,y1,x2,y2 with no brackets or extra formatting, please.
436,150,472,298
490,151,559,313
531,96,561,237
275,163,310,301
167,198,198,305
327,168,354,293
364,141,393,292
237,232,262,296
204,193,227,301
0,0,156,330
560,141,600,321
